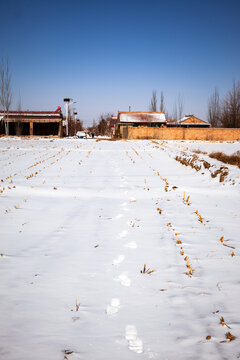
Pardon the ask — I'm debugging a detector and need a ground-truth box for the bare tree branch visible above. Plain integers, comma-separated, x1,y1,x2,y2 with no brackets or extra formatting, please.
208,88,221,127
0,57,12,113
221,80,240,128
177,93,184,121
160,91,165,113
150,90,157,112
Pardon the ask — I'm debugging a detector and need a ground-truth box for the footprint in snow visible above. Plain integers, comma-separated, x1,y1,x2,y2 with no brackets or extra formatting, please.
113,254,125,266
125,325,143,354
116,272,131,287
120,202,129,211
119,230,128,238
121,202,128,206
106,298,120,316
125,241,137,249
115,213,123,219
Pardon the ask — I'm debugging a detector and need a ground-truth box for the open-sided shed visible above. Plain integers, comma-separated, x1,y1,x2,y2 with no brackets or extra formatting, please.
0,109,63,137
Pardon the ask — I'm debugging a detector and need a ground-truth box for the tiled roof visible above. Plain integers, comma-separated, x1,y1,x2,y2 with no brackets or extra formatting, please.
118,111,166,123
178,115,209,124
0,110,62,121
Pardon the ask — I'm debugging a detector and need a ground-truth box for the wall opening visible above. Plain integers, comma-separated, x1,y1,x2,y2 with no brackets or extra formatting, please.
7,122,30,135
5,122,59,136
33,123,59,136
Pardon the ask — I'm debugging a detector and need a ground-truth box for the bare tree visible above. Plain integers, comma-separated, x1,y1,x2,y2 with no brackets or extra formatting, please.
150,90,157,112
0,65,4,133
177,93,184,120
171,93,184,121
88,113,113,136
0,58,12,112
221,80,240,128
15,92,23,136
160,91,165,113
0,62,4,110
0,58,12,135
207,88,221,127
171,101,178,122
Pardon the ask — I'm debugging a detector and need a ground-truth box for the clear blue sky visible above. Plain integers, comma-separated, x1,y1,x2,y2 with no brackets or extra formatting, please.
1,0,240,126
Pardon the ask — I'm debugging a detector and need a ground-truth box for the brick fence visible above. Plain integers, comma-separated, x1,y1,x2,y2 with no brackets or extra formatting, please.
121,127,240,141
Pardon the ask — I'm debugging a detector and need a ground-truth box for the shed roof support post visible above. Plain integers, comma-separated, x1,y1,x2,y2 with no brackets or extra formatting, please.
58,121,63,137
30,121,33,136
5,121,9,136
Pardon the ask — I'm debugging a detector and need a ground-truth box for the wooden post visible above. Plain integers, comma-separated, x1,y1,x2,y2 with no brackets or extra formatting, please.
58,121,63,137
5,121,9,136
30,121,33,136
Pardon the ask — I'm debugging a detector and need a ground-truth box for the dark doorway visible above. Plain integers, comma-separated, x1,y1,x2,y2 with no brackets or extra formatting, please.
34,123,59,136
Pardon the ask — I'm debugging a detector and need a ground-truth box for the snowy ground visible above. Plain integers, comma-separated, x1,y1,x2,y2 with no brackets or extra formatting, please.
0,137,240,360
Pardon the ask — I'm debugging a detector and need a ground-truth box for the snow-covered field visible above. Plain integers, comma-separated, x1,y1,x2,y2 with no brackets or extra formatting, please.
0,137,240,360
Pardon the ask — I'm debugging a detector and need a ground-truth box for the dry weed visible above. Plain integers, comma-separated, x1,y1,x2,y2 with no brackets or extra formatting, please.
193,149,207,155
209,151,240,168
140,264,156,275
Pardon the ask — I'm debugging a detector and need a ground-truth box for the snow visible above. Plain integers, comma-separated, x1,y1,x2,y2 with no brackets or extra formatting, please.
181,140,240,155
0,137,240,360
120,112,166,123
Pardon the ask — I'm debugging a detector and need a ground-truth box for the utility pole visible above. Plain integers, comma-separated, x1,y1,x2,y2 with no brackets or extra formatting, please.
63,98,70,136
63,98,77,136
73,111,77,135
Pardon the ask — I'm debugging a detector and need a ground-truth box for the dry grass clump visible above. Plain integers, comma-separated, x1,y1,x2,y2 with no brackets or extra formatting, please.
96,138,120,142
183,192,191,205
193,149,207,155
209,151,240,168
211,167,229,182
140,264,156,275
175,152,231,182
175,154,201,171
202,160,211,169
225,331,236,341
184,256,194,276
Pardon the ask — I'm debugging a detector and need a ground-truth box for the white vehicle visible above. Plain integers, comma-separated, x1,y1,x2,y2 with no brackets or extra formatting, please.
76,131,87,139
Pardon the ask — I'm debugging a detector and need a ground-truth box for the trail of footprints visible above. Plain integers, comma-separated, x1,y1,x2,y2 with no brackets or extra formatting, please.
122,145,238,344
105,165,144,354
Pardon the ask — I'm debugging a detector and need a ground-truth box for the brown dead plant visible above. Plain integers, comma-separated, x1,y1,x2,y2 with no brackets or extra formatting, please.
209,151,240,168
140,264,156,275
183,192,191,205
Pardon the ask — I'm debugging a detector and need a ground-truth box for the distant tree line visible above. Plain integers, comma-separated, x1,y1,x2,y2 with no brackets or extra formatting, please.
149,90,166,113
68,118,84,136
88,113,113,136
149,81,240,128
208,80,240,128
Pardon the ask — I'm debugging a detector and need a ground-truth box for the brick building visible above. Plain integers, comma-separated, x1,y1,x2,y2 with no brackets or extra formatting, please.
167,115,210,128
